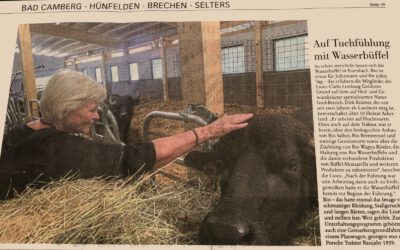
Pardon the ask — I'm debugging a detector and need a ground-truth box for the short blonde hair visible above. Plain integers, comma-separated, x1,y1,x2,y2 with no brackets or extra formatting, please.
40,70,106,124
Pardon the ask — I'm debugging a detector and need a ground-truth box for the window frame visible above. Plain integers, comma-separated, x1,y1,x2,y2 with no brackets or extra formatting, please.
110,65,119,82
151,58,163,79
273,35,308,72
95,67,102,83
221,44,245,75
129,62,140,81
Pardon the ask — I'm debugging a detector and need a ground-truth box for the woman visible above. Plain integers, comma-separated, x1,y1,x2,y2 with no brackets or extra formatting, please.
0,70,252,199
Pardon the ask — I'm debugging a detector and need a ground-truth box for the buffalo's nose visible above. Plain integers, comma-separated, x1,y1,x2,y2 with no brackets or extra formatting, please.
201,213,251,244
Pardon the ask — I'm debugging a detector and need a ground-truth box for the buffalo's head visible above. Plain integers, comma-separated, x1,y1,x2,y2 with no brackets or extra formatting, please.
185,114,317,245
106,94,140,143
107,94,140,119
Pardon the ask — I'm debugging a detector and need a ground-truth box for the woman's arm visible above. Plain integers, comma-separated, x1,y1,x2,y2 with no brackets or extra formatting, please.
152,113,253,167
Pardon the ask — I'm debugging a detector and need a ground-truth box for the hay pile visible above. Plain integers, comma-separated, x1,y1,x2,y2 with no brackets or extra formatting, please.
294,209,320,246
0,171,218,244
0,99,319,245
0,172,319,245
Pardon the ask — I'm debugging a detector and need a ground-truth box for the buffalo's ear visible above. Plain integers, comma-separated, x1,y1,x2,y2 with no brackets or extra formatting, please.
125,95,140,106
184,151,221,176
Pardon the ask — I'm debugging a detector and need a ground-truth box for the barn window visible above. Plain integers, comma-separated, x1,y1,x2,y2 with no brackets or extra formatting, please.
274,35,309,71
172,53,181,77
151,58,162,79
110,66,119,82
95,68,102,83
221,45,245,74
129,63,139,80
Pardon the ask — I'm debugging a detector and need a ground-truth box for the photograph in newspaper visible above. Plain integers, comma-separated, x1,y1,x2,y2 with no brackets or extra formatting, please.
0,21,319,245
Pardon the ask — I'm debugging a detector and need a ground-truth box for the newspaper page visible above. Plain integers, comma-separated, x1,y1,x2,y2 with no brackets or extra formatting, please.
0,0,399,250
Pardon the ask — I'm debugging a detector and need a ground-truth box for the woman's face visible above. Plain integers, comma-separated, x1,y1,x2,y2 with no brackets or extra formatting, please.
62,101,100,135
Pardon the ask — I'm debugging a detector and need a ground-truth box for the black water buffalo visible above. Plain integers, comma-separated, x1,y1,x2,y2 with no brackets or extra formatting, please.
185,113,318,245
106,94,140,143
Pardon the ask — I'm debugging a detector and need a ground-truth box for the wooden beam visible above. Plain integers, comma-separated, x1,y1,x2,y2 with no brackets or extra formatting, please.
34,38,72,55
101,51,111,94
18,24,39,117
72,58,78,71
254,21,265,108
220,21,250,29
60,22,103,32
29,23,126,49
164,22,177,28
164,34,179,44
178,22,224,115
84,22,117,33
31,34,53,50
59,44,101,57
160,37,169,102
126,28,177,51
119,23,160,39
103,23,135,35
85,22,110,31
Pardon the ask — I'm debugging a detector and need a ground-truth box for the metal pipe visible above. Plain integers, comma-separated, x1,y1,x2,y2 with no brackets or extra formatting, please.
143,109,219,183
90,105,121,144
143,111,208,141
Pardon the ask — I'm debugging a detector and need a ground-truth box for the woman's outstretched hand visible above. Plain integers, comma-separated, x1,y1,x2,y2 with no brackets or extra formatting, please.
153,113,253,167
202,113,254,139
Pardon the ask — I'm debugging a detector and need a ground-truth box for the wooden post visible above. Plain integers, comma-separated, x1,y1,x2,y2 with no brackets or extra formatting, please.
101,51,111,94
160,37,169,102
73,58,78,71
255,21,265,108
18,24,38,117
177,22,224,115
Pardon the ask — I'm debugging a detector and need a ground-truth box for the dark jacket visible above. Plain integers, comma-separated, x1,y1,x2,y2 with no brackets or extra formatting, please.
0,125,156,199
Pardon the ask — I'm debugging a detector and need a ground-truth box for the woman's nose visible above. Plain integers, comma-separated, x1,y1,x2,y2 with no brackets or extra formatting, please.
92,111,100,120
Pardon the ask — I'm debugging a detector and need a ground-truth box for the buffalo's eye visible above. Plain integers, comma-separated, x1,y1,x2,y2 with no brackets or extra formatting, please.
210,159,226,175
287,159,298,171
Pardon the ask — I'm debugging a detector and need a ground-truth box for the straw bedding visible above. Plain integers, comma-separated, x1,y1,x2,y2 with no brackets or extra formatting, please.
0,100,319,245
0,170,219,244
0,172,318,245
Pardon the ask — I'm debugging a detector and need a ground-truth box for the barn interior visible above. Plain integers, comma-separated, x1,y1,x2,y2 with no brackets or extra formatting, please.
9,20,311,142
2,21,318,245
11,22,309,112
8,19,312,192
